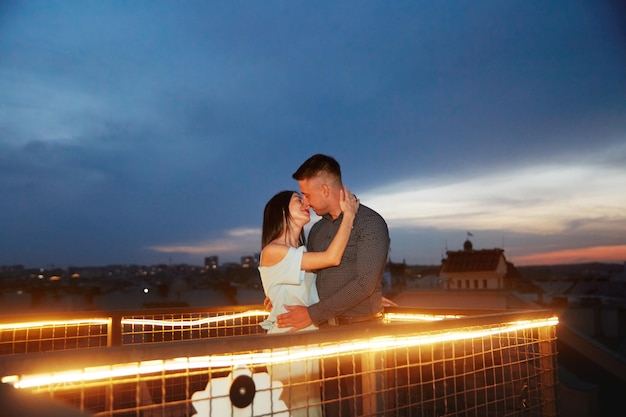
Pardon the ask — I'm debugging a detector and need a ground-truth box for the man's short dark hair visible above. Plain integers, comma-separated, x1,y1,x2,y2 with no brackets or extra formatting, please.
292,154,342,182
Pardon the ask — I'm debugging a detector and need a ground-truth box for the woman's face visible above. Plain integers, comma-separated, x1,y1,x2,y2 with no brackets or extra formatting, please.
288,192,311,226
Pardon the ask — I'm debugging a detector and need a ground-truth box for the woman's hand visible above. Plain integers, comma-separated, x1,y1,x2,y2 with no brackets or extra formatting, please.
382,296,398,308
340,185,359,219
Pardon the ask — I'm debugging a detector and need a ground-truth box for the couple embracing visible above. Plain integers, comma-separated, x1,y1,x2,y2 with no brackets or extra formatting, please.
259,153,392,417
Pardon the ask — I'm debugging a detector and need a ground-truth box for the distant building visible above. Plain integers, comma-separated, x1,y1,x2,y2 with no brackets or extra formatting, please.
390,238,528,310
204,256,219,270
0,265,25,276
240,255,258,269
67,266,107,279
440,239,519,290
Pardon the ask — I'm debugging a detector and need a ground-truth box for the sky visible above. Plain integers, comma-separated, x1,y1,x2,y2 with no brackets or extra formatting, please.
1,0,625,269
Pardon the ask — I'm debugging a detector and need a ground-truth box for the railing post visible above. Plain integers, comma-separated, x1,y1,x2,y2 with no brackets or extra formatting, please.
539,325,559,417
361,349,386,415
108,312,123,347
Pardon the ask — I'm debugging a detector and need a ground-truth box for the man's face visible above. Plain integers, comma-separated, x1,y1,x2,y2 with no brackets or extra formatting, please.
298,177,328,216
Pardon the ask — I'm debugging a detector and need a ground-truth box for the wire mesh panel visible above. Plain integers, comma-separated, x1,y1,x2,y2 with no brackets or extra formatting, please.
1,310,559,417
121,309,268,344
0,318,110,355
383,325,559,416
0,306,269,355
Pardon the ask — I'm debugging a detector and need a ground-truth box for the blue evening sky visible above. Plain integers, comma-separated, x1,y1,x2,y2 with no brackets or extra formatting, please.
1,0,625,268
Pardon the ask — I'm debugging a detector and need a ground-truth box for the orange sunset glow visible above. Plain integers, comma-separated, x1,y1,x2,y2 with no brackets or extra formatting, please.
513,245,626,266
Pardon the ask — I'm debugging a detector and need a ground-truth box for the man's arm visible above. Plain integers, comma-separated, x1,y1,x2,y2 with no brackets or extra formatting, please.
277,296,395,330
308,209,390,323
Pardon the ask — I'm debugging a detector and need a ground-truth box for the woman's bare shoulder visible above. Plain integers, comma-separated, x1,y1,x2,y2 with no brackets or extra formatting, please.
260,242,290,266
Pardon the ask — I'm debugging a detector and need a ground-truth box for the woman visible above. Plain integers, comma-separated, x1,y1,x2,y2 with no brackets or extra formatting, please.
258,185,358,417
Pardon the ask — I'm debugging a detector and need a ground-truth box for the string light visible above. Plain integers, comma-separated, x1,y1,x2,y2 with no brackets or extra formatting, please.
4,316,558,390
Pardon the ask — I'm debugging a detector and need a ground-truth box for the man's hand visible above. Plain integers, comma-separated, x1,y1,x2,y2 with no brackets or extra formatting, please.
277,305,313,332
263,297,273,312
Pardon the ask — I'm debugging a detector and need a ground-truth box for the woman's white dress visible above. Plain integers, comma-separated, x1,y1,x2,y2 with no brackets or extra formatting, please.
258,246,322,417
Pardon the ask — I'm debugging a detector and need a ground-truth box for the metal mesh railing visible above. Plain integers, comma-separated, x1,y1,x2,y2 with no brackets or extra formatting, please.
120,309,268,344
0,309,559,417
0,306,268,354
0,318,111,354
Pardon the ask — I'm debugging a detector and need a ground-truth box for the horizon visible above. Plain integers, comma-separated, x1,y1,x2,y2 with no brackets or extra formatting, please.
3,252,624,272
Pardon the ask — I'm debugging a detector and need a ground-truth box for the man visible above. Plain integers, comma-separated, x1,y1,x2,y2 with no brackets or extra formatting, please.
276,153,391,329
277,153,391,416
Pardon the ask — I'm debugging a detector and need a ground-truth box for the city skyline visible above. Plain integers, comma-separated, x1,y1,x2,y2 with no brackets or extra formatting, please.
1,1,625,268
